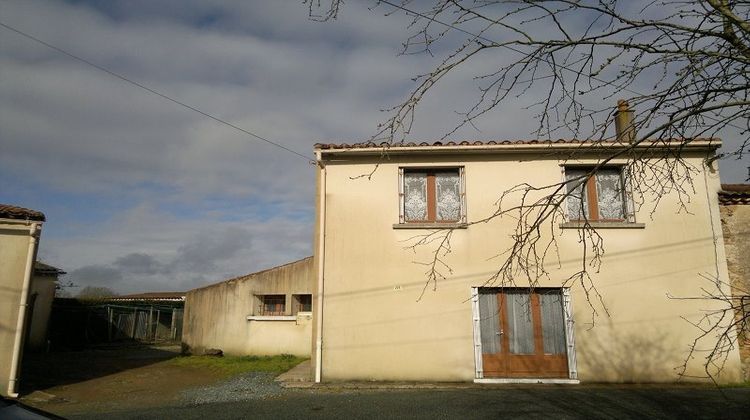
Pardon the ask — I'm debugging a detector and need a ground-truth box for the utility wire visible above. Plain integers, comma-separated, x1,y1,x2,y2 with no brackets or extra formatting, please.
378,0,745,136
0,21,315,163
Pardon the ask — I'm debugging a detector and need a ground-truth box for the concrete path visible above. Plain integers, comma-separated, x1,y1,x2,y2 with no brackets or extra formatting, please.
275,360,313,385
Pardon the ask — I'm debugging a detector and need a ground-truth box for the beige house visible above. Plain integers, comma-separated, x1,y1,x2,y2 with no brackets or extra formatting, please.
0,204,45,397
183,257,313,357
26,262,66,352
311,131,743,383
719,184,750,380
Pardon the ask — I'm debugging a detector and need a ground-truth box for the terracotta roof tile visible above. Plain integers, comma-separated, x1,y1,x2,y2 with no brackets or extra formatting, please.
314,138,719,150
0,204,45,222
719,184,750,205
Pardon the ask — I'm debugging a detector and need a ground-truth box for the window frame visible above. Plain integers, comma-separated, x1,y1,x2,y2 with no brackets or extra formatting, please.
257,294,286,316
562,165,635,223
293,294,313,314
398,166,466,225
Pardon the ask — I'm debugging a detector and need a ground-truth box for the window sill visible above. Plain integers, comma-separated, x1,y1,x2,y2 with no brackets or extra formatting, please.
393,223,468,230
246,315,296,321
560,221,645,229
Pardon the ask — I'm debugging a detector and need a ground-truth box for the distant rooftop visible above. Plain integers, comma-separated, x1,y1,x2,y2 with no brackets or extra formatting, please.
0,204,45,222
719,184,750,205
110,292,186,302
34,261,66,276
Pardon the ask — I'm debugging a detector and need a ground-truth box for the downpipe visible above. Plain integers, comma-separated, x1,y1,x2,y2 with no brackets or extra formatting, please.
7,222,40,397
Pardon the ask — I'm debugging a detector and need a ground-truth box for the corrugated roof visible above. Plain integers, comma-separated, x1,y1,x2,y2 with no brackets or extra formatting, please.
314,138,720,150
719,184,750,205
0,204,45,222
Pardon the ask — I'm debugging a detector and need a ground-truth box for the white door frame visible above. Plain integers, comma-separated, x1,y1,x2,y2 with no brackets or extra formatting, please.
471,286,580,384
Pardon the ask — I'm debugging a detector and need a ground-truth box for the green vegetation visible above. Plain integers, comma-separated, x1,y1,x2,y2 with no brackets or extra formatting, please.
169,354,306,376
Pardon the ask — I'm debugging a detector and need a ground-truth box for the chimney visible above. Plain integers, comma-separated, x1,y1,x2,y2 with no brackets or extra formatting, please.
614,99,635,143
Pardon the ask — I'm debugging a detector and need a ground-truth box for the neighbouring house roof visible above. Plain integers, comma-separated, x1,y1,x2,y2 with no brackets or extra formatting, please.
0,204,46,222
719,184,750,205
189,256,314,293
110,292,186,302
314,138,720,155
34,261,66,276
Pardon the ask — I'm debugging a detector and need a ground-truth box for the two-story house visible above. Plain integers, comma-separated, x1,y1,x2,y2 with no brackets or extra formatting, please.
310,115,742,383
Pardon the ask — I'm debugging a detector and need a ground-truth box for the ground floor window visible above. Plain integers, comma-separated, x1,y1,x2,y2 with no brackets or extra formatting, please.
293,294,312,314
472,287,577,380
257,294,286,316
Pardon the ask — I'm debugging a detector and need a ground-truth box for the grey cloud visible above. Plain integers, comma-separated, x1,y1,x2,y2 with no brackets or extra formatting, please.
66,265,124,289
171,227,253,273
113,252,165,275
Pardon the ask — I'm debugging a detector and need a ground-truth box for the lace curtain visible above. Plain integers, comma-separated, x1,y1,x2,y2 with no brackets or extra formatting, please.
436,172,460,221
596,168,625,219
565,168,589,220
404,172,427,221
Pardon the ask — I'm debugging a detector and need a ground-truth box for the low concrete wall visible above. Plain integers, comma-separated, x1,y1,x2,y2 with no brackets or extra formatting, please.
183,257,313,357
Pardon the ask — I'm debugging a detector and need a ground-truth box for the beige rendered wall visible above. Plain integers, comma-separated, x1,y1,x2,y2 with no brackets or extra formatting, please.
26,274,58,351
720,202,750,380
183,257,314,357
0,220,38,396
317,152,741,383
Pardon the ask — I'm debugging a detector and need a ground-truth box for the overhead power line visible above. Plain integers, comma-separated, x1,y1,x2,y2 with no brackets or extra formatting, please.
0,21,314,163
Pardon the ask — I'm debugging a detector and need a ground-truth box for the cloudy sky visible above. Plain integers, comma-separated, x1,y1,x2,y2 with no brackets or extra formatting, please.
1,1,747,295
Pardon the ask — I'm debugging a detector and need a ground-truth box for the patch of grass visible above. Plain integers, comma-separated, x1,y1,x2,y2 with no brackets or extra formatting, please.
719,380,750,388
169,354,307,376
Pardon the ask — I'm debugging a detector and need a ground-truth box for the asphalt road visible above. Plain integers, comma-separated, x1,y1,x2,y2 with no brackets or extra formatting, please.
70,385,750,420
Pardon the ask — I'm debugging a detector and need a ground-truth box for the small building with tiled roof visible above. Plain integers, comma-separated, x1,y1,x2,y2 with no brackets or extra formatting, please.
0,203,45,397
719,184,750,380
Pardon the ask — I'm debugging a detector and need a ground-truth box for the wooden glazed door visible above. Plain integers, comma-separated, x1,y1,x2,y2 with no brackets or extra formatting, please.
479,289,569,378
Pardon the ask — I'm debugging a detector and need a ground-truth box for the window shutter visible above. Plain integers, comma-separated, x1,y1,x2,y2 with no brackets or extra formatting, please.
623,166,636,223
459,166,467,223
562,288,578,380
398,167,405,224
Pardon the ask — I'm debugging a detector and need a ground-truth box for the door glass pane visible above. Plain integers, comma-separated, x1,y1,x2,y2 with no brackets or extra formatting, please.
479,291,501,354
565,169,589,220
435,172,460,221
404,172,427,221
596,168,625,219
506,291,534,354
539,291,567,355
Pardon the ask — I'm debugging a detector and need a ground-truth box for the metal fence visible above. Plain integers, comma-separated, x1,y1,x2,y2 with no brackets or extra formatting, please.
48,298,183,349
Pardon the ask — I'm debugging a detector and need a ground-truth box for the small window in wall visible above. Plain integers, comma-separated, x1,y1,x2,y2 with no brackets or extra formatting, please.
565,167,629,221
258,294,286,316
293,294,312,314
399,167,465,224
